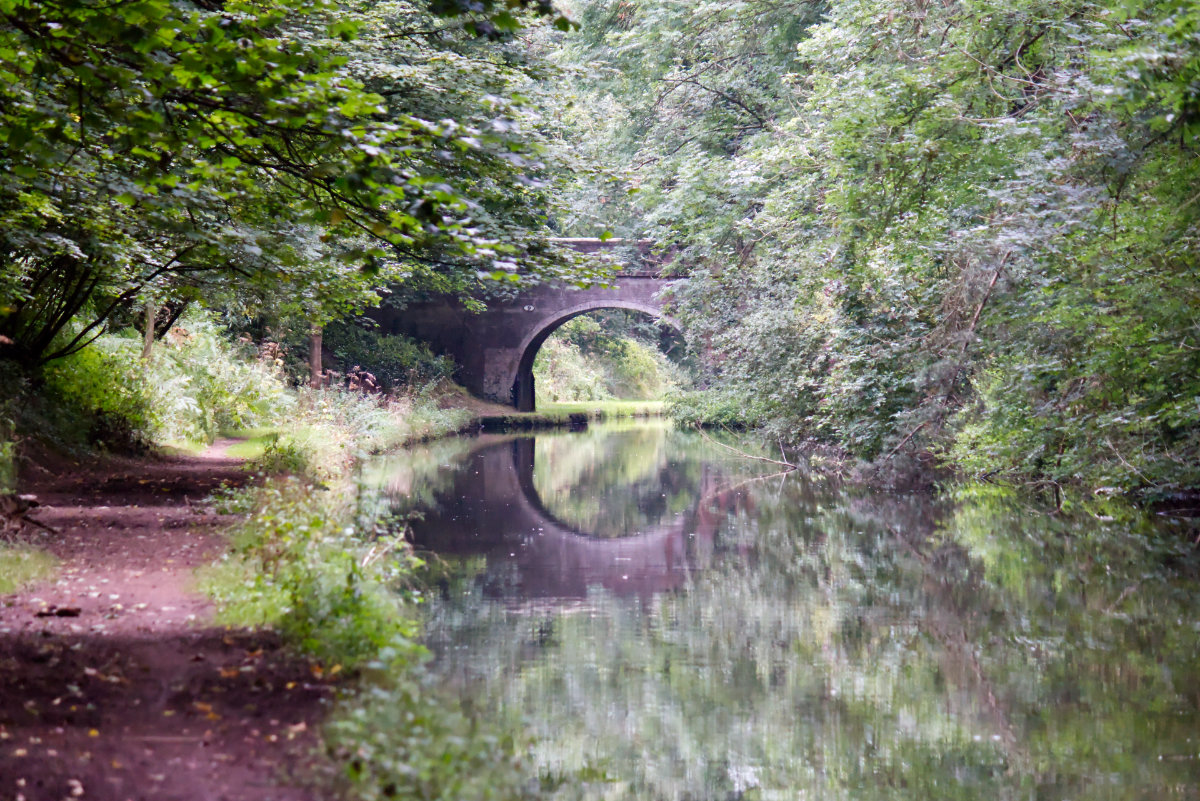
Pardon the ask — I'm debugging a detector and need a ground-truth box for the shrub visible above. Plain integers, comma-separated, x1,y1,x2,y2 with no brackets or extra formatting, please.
41,332,157,451
144,314,293,444
533,336,613,403
666,389,754,428
251,385,472,481
533,316,681,403
36,313,293,450
322,321,455,390
0,397,17,492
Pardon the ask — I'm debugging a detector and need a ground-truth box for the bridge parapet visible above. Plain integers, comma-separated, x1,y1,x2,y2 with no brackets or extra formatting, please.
549,237,673,278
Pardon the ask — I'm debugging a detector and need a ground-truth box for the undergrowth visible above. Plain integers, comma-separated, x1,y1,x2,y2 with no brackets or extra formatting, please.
251,384,472,481
533,316,682,404
199,376,526,800
19,312,291,453
203,468,533,800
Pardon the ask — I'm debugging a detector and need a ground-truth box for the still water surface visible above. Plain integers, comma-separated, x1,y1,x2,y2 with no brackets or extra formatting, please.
373,421,1200,800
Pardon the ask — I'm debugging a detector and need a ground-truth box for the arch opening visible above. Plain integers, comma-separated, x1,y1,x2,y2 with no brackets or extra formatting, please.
511,302,683,412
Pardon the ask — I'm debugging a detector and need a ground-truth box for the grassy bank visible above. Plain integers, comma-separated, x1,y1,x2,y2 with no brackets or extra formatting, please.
200,390,531,800
479,399,664,431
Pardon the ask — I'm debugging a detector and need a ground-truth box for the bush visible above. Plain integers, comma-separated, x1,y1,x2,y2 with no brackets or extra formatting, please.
144,314,293,443
322,321,455,390
666,389,754,428
41,333,158,451
36,313,292,450
250,385,472,481
0,396,18,492
206,477,421,664
533,336,613,403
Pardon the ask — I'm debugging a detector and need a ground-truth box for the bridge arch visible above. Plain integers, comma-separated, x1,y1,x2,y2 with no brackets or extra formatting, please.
510,300,682,411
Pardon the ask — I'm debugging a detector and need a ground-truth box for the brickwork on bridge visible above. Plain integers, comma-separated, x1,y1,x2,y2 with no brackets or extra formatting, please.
370,239,678,410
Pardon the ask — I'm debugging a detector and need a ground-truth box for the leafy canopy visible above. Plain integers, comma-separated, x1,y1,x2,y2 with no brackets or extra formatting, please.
0,0,578,365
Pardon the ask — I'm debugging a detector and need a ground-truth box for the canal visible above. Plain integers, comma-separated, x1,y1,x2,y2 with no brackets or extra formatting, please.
369,420,1200,800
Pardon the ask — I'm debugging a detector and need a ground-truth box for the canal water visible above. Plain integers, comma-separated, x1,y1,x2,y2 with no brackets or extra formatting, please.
370,420,1200,800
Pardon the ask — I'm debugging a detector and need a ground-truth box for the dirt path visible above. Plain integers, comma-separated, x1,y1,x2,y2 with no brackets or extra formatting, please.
0,448,335,801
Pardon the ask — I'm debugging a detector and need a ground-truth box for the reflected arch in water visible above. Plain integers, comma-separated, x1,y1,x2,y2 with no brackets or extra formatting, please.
511,301,682,411
405,435,737,599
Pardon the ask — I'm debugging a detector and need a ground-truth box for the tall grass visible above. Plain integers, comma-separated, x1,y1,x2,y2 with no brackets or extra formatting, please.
242,384,471,481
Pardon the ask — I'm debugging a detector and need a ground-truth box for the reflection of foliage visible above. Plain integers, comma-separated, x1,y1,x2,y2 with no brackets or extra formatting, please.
362,435,481,524
531,421,734,538
414,426,1200,800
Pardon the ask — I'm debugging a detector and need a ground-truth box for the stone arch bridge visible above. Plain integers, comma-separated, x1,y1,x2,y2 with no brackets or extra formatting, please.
371,238,677,410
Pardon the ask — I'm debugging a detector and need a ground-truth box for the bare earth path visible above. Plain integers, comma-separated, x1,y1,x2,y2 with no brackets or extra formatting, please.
0,447,334,801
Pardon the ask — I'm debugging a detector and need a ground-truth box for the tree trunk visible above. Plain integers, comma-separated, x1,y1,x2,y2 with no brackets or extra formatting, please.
309,324,323,389
141,301,157,360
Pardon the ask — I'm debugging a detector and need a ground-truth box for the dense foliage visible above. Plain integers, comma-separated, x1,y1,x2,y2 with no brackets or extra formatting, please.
0,0,580,369
533,312,681,402
550,0,1200,495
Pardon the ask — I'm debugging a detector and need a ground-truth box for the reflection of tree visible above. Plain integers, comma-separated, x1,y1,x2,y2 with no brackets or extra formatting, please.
532,422,725,538
421,473,1200,800
359,436,480,525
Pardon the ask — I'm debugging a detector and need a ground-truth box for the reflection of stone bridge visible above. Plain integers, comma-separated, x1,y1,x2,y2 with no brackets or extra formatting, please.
406,436,737,599
372,239,677,410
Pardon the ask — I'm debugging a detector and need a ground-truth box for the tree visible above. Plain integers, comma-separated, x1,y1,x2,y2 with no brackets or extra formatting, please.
550,0,1200,493
0,0,579,368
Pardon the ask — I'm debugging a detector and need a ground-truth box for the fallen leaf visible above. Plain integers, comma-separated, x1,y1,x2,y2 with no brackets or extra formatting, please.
35,607,82,618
